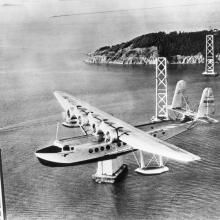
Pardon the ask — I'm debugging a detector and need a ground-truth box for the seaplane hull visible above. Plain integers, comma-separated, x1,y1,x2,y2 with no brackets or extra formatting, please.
35,139,134,167
36,151,133,167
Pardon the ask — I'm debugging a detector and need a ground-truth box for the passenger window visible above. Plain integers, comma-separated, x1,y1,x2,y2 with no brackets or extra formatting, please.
63,145,70,151
106,145,110,150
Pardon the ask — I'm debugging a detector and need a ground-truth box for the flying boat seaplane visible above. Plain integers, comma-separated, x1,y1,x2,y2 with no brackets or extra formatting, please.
35,79,217,178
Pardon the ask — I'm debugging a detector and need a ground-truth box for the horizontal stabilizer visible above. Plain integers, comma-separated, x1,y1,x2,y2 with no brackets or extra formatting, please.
197,116,218,124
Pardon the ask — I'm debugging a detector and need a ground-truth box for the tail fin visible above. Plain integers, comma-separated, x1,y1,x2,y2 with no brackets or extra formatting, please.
171,80,187,109
196,88,215,119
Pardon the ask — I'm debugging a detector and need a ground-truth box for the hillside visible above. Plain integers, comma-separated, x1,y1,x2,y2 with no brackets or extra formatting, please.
85,30,220,64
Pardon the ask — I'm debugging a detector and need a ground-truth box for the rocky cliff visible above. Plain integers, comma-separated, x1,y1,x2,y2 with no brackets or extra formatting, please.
85,45,158,65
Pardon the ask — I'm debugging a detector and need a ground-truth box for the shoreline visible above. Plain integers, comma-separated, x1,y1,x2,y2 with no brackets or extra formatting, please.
84,55,220,65
84,58,207,65
84,59,218,66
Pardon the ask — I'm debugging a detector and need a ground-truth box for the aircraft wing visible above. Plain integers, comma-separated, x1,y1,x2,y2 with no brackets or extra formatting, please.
54,91,200,163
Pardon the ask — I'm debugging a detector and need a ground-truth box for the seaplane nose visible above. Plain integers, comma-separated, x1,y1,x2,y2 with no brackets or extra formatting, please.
35,148,48,162
35,152,40,157
35,151,44,161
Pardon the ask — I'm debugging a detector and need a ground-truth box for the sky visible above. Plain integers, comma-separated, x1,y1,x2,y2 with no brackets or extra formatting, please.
1,0,220,30
1,0,220,51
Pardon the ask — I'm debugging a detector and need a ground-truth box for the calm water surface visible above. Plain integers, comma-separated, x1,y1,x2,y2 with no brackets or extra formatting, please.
0,63,220,220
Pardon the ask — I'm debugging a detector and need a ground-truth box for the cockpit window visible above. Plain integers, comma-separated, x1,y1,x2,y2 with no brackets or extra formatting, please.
63,145,70,151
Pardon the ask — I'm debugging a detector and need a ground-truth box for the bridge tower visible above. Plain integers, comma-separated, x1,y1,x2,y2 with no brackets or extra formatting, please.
202,35,218,76
92,155,127,183
152,57,168,122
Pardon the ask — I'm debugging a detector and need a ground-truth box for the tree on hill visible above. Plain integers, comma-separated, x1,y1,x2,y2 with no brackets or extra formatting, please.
97,30,220,62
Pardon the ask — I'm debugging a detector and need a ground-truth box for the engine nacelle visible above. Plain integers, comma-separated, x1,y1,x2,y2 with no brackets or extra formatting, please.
66,107,76,119
64,107,89,127
77,111,89,126
88,113,101,134
62,107,78,127
98,121,118,143
63,107,77,122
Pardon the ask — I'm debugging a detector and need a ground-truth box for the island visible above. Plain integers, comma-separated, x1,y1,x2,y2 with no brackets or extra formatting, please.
85,30,220,65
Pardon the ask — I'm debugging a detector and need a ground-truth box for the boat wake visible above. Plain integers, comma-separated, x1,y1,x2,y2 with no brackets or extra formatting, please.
0,114,60,133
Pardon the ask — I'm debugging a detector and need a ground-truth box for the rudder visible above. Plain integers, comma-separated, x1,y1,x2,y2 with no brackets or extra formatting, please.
171,80,186,109
196,88,215,119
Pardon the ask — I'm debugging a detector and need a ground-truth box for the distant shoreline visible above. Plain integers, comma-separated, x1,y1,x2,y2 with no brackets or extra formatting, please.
84,59,220,66
84,53,209,65
85,30,220,65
